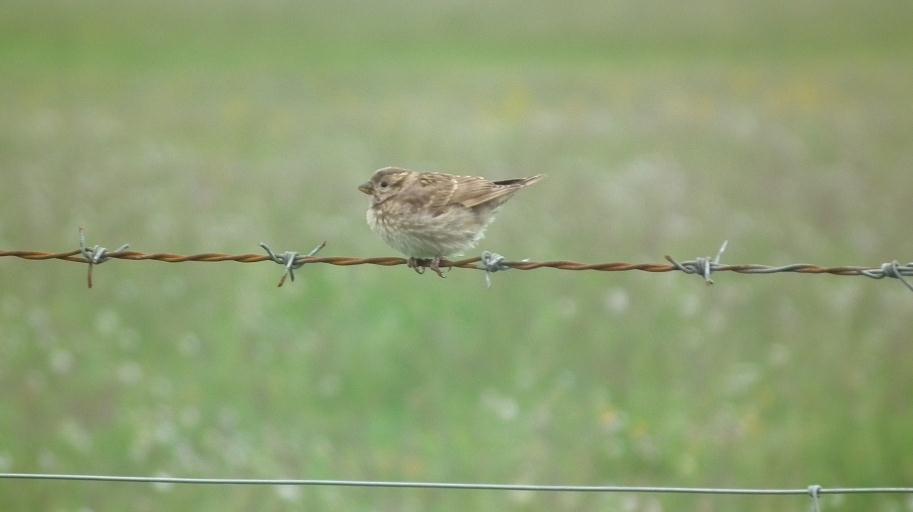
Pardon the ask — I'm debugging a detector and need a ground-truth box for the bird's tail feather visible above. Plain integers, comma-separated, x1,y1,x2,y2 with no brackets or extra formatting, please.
494,175,545,188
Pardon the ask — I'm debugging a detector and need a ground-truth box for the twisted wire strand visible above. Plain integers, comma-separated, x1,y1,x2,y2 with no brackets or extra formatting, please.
2,249,912,279
0,473,911,496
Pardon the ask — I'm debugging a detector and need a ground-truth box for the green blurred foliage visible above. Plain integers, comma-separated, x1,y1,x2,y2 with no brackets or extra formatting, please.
1,1,912,510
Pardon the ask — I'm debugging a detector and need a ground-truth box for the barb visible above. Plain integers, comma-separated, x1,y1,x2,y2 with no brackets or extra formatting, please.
666,240,728,285
78,227,129,289
809,484,822,512
2,244,912,291
260,241,327,287
0,473,911,498
480,250,528,289
861,260,913,293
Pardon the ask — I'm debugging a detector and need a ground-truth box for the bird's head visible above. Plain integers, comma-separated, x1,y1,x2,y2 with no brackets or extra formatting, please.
358,167,411,203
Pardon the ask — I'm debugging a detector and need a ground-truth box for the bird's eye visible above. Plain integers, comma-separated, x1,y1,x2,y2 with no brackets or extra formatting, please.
380,181,388,188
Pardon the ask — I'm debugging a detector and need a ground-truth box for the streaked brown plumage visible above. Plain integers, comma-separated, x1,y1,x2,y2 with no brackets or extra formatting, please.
358,166,543,276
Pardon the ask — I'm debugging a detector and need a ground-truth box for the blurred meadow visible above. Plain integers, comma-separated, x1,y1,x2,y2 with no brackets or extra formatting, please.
2,1,913,510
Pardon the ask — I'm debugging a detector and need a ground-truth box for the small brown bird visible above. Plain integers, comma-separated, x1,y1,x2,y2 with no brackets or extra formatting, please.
359,167,544,276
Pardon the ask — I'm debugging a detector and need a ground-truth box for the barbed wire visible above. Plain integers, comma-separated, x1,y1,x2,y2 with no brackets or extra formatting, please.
4,233,913,505
1,231,911,291
1,473,911,501
0,473,911,512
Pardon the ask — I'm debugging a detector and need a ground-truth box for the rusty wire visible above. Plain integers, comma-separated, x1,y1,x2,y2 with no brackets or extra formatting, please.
1,246,904,273
2,245,912,291
1,231,912,289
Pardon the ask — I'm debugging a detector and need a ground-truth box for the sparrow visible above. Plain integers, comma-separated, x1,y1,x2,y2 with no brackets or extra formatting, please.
359,166,543,277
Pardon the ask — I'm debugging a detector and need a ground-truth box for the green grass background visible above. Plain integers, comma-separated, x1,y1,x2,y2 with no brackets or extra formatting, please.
1,1,912,510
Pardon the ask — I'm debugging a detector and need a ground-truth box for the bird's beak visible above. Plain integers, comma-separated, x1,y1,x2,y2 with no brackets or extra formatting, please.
358,182,373,195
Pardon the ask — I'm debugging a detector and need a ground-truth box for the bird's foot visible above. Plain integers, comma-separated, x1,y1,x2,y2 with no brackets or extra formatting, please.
406,257,451,278
429,256,451,278
407,257,426,274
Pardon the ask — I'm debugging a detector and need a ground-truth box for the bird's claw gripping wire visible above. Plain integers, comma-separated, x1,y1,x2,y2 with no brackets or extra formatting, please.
78,227,129,289
666,240,729,285
407,257,451,278
260,241,327,287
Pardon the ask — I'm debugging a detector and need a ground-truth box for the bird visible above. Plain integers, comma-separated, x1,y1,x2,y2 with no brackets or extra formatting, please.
358,166,543,277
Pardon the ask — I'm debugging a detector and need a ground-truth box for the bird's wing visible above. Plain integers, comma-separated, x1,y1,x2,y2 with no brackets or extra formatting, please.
429,173,539,210
397,172,541,212
447,176,513,209
450,175,544,209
